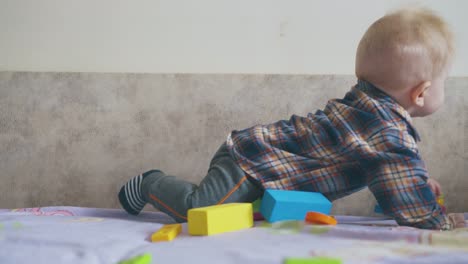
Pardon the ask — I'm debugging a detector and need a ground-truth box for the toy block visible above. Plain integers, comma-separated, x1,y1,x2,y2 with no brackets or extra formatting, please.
260,190,332,223
253,212,265,221
118,253,152,264
252,199,262,212
305,212,337,225
284,257,342,264
437,194,445,206
374,204,383,214
376,194,446,214
252,199,265,221
188,203,253,236
437,194,447,213
151,224,182,242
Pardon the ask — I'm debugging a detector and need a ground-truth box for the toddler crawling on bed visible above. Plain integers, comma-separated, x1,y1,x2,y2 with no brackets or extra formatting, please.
119,7,465,230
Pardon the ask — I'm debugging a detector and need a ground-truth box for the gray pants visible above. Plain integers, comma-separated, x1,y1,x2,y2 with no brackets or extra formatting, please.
141,143,264,222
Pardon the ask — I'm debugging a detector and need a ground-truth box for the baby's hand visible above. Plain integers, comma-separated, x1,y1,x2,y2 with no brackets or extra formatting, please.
448,213,466,229
427,178,442,196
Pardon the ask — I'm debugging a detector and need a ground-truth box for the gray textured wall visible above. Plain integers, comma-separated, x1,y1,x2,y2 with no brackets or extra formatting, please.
0,72,466,216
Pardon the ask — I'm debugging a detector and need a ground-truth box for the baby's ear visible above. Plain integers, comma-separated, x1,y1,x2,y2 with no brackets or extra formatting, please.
410,81,431,107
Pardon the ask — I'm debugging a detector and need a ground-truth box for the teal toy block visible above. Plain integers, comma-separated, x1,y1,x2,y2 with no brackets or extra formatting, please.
260,189,332,223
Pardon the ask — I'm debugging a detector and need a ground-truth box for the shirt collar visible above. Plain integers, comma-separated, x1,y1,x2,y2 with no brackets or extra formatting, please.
355,79,421,142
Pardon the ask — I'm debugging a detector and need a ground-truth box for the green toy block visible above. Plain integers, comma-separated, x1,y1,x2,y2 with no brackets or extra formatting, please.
118,253,152,264
13,222,23,229
252,199,262,212
284,257,342,264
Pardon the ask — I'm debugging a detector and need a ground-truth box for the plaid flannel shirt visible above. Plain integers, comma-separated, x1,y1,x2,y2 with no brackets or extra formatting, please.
226,79,452,230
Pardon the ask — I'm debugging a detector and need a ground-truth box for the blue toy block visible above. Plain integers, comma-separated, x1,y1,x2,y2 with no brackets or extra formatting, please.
374,204,383,214
260,189,332,222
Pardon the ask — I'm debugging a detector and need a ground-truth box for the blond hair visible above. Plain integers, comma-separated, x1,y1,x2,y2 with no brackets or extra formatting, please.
355,7,454,91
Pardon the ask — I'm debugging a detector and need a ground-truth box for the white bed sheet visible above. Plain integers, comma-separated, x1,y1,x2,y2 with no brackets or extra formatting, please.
1,207,467,264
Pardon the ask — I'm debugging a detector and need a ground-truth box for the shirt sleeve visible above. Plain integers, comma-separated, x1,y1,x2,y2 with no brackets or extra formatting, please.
364,127,453,230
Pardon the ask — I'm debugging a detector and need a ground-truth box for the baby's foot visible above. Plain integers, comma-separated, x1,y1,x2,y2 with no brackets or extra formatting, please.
118,174,146,215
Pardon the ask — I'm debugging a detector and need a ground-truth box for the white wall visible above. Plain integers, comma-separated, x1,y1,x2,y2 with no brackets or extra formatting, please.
1,0,467,75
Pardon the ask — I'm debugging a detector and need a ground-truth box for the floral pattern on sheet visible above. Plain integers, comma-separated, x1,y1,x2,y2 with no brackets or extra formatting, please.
11,207,74,216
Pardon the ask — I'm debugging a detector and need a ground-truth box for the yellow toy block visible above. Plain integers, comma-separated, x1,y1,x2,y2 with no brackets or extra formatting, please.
437,195,445,206
151,223,182,242
188,203,253,236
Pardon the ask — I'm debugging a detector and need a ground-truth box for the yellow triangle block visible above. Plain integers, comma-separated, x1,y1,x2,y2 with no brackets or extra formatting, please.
188,203,253,236
151,224,182,242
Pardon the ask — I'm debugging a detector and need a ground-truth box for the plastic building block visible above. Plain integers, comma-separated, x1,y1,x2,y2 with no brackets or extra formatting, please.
151,223,182,242
118,253,152,264
284,257,342,264
437,194,445,206
260,190,332,223
376,194,446,214
374,204,383,214
305,212,337,225
253,212,265,221
188,203,253,236
437,194,447,213
253,199,265,220
252,199,262,212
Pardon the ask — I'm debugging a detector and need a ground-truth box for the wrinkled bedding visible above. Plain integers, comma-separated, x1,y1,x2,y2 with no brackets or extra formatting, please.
1,207,467,264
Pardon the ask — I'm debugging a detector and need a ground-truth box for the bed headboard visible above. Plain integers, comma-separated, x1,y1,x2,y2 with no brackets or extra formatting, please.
1,72,467,215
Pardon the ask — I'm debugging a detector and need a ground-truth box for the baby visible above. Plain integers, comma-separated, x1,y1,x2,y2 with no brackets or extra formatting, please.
119,7,465,230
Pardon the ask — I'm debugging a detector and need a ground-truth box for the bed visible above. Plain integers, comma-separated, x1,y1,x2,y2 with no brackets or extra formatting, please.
1,206,467,264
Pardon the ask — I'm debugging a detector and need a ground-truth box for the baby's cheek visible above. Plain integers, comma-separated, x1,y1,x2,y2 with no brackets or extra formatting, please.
428,94,445,115
436,94,445,109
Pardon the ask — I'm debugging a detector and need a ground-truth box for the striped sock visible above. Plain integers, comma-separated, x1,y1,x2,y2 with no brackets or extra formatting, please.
118,174,146,215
